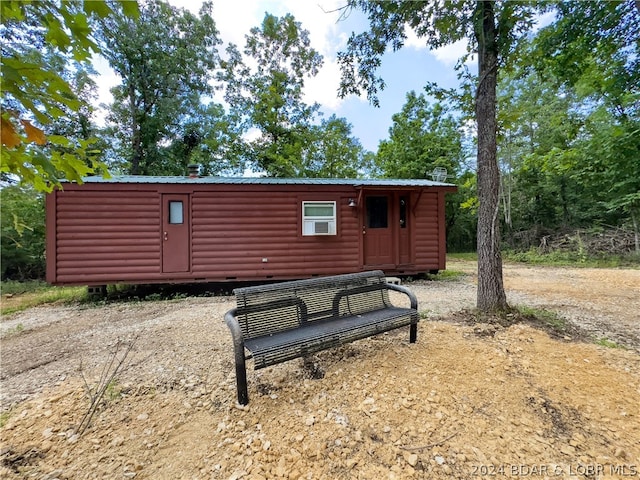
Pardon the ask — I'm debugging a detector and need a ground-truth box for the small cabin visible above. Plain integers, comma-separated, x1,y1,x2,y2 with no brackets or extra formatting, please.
46,176,457,287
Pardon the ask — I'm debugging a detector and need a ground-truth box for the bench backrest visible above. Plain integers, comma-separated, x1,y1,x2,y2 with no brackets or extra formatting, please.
233,270,392,340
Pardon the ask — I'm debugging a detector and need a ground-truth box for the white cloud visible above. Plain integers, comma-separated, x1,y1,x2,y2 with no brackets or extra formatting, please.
399,25,474,69
90,55,121,126
533,10,556,31
304,57,345,111
404,26,426,50
433,39,470,67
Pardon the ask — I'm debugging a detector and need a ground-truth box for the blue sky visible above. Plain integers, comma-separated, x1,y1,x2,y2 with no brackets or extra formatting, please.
93,0,474,152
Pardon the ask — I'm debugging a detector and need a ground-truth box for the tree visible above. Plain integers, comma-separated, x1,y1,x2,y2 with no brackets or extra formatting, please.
1,185,45,280
574,108,640,253
98,0,221,175
219,13,323,177
302,115,373,178
163,103,245,176
1,1,137,191
338,1,546,311
497,64,583,237
531,0,640,252
377,91,463,180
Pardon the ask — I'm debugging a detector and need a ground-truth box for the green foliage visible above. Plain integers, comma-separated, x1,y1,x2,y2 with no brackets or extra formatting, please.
377,92,463,179
532,1,639,119
219,13,323,176
98,0,224,175
303,115,373,178
447,172,478,252
162,104,245,176
0,410,11,428
0,0,137,191
499,4,640,250
0,281,87,316
515,305,569,334
497,65,584,233
338,0,549,312
447,252,478,262
503,248,638,268
0,186,45,280
337,1,545,106
375,91,472,249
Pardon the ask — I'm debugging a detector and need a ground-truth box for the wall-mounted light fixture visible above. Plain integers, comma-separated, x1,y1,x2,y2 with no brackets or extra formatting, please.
348,198,357,208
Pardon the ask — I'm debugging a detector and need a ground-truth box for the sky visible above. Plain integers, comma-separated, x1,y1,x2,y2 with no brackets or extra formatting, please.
92,0,476,153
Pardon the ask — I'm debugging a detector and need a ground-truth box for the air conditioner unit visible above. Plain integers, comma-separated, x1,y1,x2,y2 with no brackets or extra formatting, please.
313,221,330,234
303,219,336,235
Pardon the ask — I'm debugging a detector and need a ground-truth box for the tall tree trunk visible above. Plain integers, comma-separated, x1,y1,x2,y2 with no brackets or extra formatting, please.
631,207,640,255
128,81,143,175
475,0,508,311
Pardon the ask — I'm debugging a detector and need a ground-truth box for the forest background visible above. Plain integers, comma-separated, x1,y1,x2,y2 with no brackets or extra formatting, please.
1,0,639,281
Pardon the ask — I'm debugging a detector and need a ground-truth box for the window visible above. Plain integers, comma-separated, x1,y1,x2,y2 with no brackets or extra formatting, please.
399,196,408,228
169,201,184,224
302,201,336,236
366,196,388,228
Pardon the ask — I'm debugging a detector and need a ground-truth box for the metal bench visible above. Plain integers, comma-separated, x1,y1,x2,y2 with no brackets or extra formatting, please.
224,270,418,405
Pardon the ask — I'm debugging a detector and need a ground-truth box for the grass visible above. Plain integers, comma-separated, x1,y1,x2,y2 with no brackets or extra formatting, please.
449,250,640,268
502,249,639,268
1,279,51,296
594,337,627,349
0,410,11,428
423,269,466,281
1,280,88,316
447,252,477,261
515,305,570,333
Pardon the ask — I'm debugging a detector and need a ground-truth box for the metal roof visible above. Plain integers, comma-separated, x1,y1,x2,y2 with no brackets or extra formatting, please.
73,175,455,187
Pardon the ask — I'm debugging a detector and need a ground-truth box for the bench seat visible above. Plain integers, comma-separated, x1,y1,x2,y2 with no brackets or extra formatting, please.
225,270,418,405
245,306,416,369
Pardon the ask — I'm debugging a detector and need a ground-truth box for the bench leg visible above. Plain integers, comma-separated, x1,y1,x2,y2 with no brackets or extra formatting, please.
232,344,249,405
410,322,417,343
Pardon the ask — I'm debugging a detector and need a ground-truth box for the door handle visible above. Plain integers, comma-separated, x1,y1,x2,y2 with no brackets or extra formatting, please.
163,231,168,241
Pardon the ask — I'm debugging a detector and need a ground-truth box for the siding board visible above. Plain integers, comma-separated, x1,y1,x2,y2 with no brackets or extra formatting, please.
52,189,161,284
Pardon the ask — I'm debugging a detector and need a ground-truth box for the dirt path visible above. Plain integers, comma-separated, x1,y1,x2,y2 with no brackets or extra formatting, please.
1,263,639,479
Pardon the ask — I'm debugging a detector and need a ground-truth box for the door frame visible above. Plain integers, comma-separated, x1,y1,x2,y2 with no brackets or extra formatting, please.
161,193,191,273
360,190,414,270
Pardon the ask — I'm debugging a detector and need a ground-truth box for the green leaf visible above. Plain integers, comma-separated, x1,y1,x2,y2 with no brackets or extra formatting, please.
119,1,140,19
45,16,72,51
83,1,112,18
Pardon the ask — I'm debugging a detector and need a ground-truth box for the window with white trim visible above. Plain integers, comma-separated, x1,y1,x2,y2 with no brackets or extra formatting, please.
302,201,336,236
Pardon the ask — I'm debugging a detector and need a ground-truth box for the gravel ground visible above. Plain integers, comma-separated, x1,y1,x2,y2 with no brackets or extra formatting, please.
1,261,639,479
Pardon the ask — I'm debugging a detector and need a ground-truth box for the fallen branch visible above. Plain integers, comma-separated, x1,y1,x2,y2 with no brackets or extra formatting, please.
400,432,458,451
75,332,141,436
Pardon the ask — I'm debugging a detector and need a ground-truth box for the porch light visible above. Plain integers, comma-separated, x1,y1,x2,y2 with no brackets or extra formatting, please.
348,198,357,208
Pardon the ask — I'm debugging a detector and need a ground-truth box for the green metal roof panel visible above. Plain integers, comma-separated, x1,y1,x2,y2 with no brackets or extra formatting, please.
72,176,455,187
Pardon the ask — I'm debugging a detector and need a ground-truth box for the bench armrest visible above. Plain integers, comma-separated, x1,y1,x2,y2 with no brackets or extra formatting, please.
225,307,243,343
384,283,418,310
225,307,250,405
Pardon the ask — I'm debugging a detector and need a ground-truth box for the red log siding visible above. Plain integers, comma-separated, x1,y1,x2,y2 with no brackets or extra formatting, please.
53,190,161,283
47,181,454,285
412,192,441,270
191,191,360,278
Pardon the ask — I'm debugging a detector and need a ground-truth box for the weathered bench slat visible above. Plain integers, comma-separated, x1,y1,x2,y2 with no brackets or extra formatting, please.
225,270,418,405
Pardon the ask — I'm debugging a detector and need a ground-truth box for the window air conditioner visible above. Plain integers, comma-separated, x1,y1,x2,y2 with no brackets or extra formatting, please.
314,221,330,234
